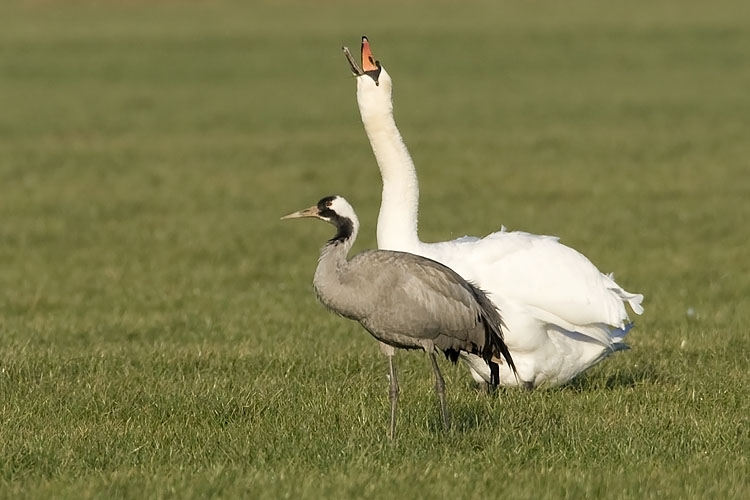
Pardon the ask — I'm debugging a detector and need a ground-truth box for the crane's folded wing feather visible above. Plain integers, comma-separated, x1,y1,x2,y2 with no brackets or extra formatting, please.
350,250,488,340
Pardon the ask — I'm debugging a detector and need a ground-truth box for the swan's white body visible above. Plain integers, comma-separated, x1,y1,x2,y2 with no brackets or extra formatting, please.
349,39,644,388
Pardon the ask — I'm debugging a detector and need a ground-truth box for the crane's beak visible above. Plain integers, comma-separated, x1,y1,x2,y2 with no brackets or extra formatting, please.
342,36,382,83
280,205,320,220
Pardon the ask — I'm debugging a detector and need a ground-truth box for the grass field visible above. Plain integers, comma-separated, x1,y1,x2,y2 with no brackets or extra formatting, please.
1,0,749,498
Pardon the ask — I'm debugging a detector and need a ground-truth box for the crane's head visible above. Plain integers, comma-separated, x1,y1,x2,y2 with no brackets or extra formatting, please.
343,36,393,111
281,195,359,244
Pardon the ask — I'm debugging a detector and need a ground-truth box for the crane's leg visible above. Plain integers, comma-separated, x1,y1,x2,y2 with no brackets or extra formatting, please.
379,342,399,440
429,351,450,431
387,353,399,440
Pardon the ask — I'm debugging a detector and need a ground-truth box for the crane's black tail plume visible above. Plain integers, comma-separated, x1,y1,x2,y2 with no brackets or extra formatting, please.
468,283,517,386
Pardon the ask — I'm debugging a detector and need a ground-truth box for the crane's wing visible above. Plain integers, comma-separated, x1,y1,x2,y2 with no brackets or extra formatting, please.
350,250,486,334
349,249,515,374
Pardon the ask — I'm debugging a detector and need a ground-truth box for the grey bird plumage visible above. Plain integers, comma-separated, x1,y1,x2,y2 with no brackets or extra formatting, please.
283,195,516,439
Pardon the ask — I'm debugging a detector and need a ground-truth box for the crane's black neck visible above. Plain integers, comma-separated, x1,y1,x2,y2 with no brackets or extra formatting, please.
327,216,354,244
317,196,354,244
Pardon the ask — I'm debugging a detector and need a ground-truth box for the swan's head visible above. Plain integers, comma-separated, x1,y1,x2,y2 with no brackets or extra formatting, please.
343,36,393,112
281,195,359,243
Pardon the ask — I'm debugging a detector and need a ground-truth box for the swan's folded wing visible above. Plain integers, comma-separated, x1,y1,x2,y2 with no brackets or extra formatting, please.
425,230,643,330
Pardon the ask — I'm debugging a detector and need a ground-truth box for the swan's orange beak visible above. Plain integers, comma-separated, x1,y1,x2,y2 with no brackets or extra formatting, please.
343,36,382,83
361,36,378,72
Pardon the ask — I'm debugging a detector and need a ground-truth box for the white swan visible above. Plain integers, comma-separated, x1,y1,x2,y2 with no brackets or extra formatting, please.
343,37,644,388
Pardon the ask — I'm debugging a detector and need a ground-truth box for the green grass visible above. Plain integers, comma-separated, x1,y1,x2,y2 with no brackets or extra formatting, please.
1,0,749,498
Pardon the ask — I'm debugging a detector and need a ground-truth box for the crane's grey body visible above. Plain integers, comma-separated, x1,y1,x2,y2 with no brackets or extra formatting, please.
283,195,516,439
315,246,509,364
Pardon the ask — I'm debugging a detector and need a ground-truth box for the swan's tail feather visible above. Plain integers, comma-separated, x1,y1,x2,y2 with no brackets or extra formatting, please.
625,293,644,315
616,288,644,315
604,273,644,316
612,342,630,353
611,321,635,344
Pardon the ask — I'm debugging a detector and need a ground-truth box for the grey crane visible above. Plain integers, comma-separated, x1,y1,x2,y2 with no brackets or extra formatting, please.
282,195,517,439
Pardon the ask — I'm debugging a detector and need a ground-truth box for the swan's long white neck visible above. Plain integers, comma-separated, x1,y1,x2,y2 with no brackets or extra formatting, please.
356,79,421,252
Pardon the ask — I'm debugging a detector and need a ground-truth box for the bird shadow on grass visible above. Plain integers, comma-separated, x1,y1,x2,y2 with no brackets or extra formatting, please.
440,364,665,434
561,362,665,393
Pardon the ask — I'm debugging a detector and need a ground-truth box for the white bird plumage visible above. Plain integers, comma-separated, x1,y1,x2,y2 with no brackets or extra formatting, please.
344,37,644,388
